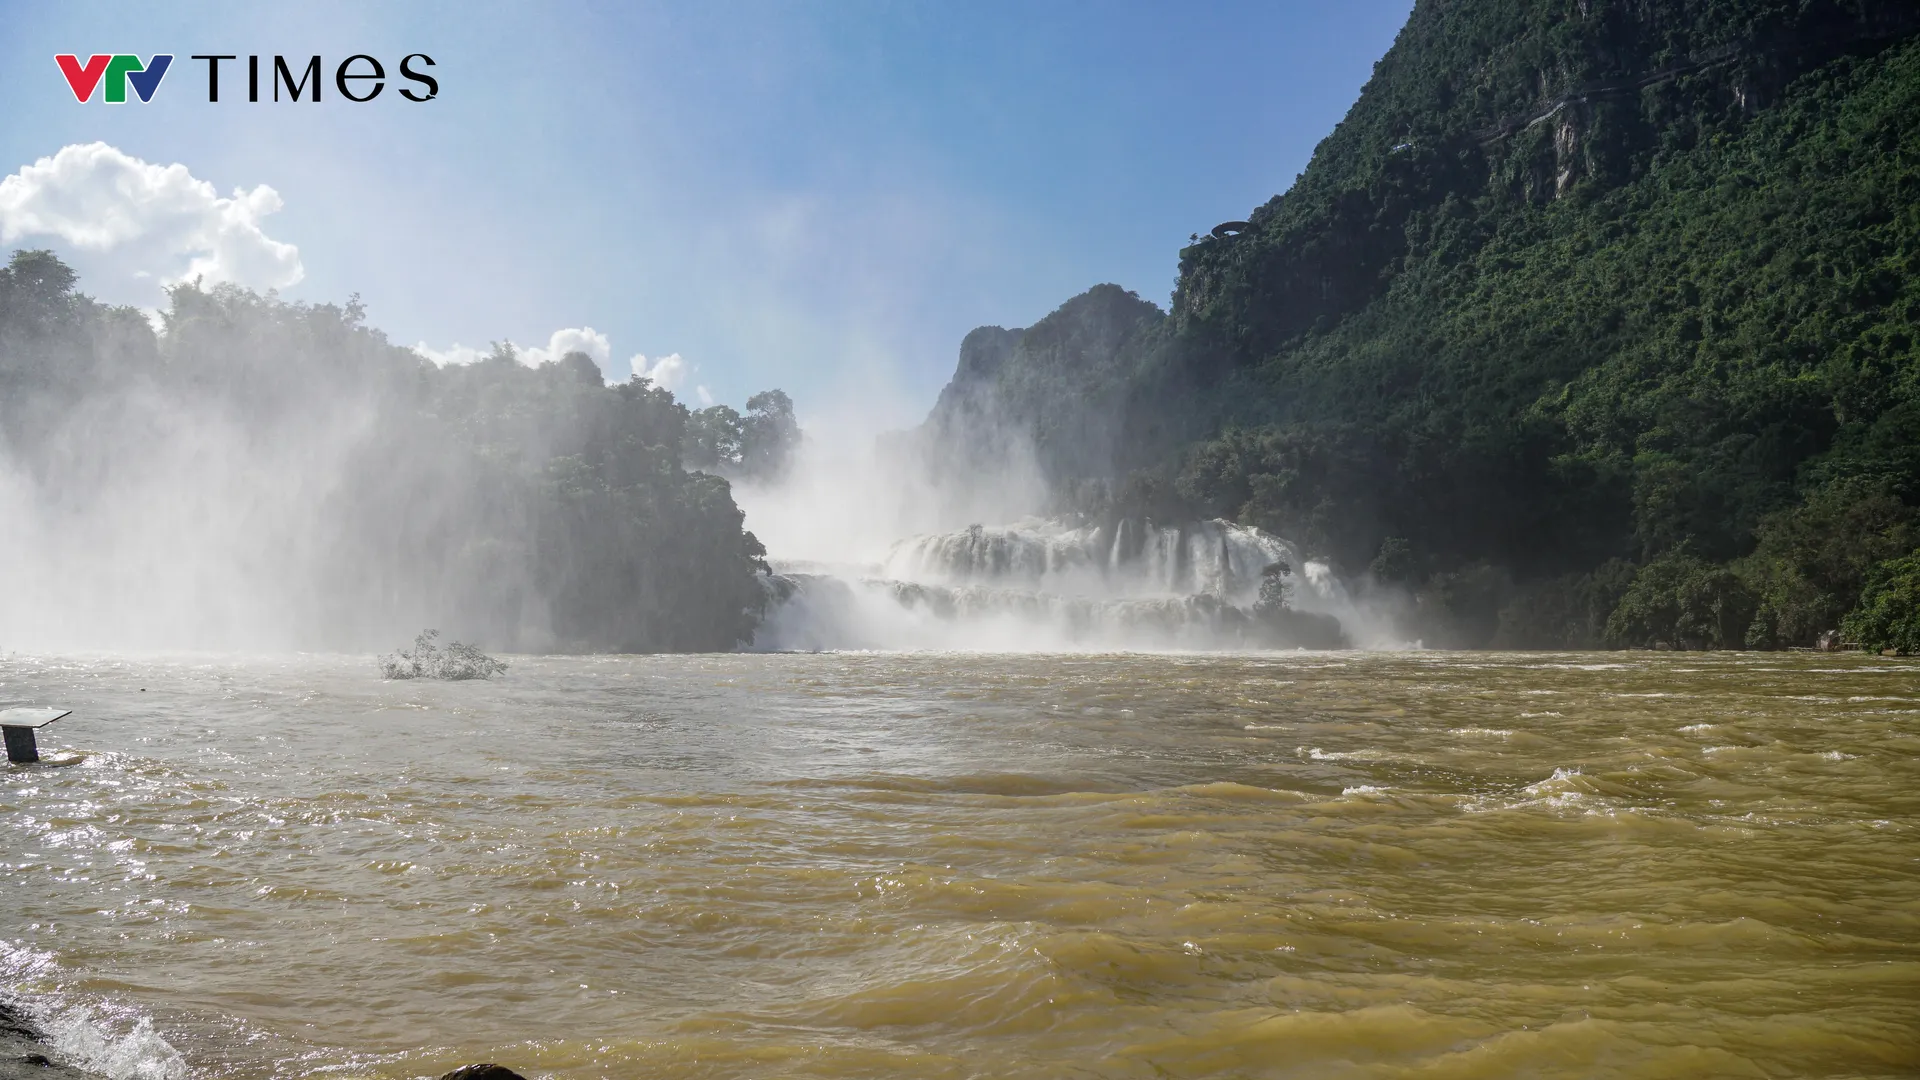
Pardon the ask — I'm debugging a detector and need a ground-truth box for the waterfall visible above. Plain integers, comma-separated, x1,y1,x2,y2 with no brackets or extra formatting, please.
753,518,1378,652
876,518,1295,605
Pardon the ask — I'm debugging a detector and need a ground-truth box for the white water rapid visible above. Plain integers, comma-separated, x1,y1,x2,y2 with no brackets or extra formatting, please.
753,518,1387,651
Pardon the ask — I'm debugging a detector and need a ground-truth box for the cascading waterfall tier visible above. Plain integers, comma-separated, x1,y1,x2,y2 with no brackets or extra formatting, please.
881,518,1284,605
754,518,1367,651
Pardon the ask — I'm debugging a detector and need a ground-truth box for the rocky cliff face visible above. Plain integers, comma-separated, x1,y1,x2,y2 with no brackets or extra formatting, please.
910,0,1920,648
918,283,1163,487
919,0,1920,497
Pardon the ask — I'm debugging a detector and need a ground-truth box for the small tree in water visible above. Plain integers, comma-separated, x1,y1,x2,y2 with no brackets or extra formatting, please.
1256,559,1293,614
379,629,508,680
1251,558,1347,648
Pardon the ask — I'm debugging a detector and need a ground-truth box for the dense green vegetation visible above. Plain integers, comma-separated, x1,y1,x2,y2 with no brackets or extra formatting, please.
0,250,784,652
922,0,1920,649
1843,552,1920,652
683,390,804,481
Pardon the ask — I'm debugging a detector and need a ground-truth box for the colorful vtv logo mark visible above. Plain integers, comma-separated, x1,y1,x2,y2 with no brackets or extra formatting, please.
58,54,174,103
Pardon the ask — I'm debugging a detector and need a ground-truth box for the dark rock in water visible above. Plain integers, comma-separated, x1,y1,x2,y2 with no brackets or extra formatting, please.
0,1003,34,1042
0,1001,87,1080
441,1065,528,1080
1260,607,1349,650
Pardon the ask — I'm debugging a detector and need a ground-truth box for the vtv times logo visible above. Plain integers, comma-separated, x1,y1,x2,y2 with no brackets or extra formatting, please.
57,54,173,103
57,53,438,103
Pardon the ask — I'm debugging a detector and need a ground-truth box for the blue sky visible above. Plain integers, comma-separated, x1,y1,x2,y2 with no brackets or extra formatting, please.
1,1,1411,425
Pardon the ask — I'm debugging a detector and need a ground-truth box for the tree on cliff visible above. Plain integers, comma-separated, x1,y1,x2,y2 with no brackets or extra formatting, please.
682,389,804,482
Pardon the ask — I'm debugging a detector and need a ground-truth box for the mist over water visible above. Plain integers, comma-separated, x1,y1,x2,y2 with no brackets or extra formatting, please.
0,274,765,655
0,253,1391,658
0,376,395,652
3,377,349,650
728,422,1054,570
733,436,1401,652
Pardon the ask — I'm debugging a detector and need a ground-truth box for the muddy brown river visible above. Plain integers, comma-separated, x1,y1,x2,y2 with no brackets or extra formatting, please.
2,651,1915,1078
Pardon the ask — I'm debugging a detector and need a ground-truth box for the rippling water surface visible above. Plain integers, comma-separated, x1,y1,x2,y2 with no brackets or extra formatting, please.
2,652,1916,1079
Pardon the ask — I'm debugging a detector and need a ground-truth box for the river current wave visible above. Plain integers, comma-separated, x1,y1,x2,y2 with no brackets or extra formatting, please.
2,650,1915,1079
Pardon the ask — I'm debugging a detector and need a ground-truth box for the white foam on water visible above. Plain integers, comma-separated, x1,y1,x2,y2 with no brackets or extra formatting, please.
3,944,189,1080
1509,766,1605,812
1301,746,1387,761
42,1005,189,1080
1523,766,1583,792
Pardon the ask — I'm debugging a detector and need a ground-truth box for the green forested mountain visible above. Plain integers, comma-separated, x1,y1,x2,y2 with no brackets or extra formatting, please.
922,0,1920,650
0,254,775,652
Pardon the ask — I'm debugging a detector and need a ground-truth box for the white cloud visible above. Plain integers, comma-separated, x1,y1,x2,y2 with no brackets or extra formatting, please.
520,327,610,370
633,352,690,391
635,354,713,405
416,326,610,367
412,341,489,366
417,332,705,395
0,142,302,290
414,328,609,370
